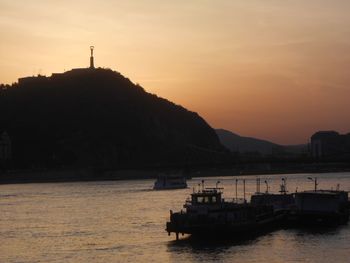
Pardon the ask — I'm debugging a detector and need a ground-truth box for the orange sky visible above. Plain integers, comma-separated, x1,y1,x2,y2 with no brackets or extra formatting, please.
1,0,350,145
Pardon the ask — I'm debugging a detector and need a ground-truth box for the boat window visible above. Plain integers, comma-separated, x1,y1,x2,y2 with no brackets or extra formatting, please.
212,196,216,203
204,196,210,203
197,196,204,203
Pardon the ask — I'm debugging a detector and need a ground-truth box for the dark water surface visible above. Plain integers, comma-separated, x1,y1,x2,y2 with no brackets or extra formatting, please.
1,172,350,262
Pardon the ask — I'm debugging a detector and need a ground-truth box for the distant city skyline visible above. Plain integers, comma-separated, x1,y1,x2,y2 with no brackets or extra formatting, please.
1,0,350,144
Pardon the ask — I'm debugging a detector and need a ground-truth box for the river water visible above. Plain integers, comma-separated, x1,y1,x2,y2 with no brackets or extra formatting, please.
1,172,350,263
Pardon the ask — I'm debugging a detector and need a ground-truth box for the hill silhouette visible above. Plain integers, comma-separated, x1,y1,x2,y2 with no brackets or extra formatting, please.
216,129,307,156
0,68,225,169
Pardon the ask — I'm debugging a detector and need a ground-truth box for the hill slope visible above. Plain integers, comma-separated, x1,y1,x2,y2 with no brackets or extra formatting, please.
216,129,307,156
0,68,224,168
215,129,282,155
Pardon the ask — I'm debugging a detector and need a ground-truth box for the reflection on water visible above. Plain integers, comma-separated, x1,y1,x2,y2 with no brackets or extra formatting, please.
1,173,350,262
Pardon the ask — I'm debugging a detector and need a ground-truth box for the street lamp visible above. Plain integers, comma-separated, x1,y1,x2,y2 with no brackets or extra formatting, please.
307,177,318,191
264,180,269,193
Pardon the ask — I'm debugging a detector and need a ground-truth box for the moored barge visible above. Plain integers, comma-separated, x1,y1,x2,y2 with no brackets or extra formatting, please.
166,183,285,240
166,177,350,240
289,189,349,225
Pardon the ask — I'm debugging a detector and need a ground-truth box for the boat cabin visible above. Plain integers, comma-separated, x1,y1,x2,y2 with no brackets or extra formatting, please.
251,193,294,210
294,190,349,213
190,188,223,205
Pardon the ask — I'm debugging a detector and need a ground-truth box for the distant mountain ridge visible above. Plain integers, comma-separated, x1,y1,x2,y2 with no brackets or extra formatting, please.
215,129,307,156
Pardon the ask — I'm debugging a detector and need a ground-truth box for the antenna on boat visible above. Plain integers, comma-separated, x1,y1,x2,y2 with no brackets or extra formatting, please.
307,177,318,191
280,178,287,194
264,180,269,194
243,179,246,203
235,179,238,201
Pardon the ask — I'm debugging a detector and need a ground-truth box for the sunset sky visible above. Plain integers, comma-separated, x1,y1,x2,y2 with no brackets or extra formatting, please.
1,0,350,145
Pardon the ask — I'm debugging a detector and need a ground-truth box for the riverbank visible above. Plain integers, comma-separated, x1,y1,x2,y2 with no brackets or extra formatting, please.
1,162,350,184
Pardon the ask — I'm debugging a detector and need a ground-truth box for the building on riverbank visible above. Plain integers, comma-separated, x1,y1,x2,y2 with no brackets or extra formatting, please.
311,131,350,159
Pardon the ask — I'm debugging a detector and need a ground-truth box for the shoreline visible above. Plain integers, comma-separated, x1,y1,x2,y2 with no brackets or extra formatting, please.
1,165,350,185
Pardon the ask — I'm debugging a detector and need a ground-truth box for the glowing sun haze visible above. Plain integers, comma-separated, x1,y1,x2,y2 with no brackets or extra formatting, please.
1,0,350,144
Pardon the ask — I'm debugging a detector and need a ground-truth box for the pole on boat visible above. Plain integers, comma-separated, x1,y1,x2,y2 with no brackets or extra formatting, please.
216,180,220,189
243,179,246,203
280,178,287,194
308,177,318,191
202,180,205,191
315,178,318,191
265,180,269,193
235,179,238,201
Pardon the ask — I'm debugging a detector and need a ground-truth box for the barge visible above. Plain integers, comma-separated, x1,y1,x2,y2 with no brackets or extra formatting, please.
166,182,285,240
289,189,349,225
166,177,350,240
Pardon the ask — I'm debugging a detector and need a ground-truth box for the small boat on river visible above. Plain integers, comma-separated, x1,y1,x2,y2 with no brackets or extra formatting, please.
153,174,187,190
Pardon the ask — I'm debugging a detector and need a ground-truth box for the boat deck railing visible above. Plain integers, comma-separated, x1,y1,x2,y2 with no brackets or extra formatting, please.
185,197,247,206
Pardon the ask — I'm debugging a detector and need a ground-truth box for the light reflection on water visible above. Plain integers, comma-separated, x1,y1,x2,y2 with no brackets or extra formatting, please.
1,172,350,262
